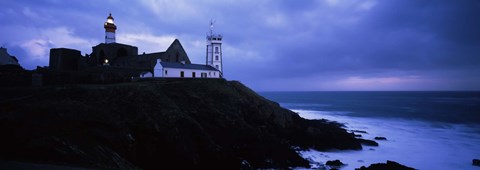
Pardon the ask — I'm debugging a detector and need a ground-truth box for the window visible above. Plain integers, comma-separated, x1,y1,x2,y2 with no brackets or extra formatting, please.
192,72,196,78
209,72,211,76
215,55,219,60
218,38,222,41
165,70,168,75
180,71,184,78
215,47,219,53
214,72,216,76
215,65,219,69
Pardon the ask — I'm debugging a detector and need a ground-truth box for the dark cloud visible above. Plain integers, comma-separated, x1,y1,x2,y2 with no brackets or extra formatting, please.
256,1,480,77
1,0,479,90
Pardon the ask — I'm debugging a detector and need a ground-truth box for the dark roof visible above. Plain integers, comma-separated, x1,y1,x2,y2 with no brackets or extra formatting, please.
160,62,218,71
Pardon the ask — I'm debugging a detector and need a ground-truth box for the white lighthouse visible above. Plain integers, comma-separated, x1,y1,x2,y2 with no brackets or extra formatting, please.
104,13,116,44
206,21,223,76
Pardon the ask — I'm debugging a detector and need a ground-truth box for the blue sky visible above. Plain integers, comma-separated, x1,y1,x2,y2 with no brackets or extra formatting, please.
1,0,479,91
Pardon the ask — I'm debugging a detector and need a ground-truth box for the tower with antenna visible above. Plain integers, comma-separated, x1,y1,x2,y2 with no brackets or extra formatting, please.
206,20,223,76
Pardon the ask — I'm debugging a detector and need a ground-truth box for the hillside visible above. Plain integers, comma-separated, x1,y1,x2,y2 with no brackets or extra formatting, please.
0,79,362,169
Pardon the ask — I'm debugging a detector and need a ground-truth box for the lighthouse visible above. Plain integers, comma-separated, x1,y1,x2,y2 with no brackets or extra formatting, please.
206,20,223,76
104,13,116,44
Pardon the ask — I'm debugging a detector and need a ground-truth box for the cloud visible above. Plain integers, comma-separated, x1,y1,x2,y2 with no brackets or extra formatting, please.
1,0,479,90
117,33,177,54
20,39,52,61
19,27,96,63
331,76,422,90
357,0,377,11
138,0,203,23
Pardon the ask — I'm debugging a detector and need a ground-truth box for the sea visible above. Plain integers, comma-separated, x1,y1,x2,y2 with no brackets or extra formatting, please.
259,91,480,170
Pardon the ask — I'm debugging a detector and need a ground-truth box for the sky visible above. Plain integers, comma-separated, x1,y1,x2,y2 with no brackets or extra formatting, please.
1,0,479,91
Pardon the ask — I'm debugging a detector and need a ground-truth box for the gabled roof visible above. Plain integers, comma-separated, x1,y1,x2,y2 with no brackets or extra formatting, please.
165,39,191,64
159,62,218,71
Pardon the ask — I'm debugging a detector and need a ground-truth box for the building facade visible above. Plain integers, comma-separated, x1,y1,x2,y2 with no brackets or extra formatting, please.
48,13,223,81
149,59,220,78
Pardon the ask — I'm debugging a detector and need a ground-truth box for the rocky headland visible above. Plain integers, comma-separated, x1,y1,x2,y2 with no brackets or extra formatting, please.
0,78,366,169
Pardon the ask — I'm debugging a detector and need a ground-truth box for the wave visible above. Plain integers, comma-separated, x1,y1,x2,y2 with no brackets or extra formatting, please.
293,109,480,170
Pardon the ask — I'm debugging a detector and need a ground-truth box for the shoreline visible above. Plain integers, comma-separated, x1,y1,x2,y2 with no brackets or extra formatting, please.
291,109,480,170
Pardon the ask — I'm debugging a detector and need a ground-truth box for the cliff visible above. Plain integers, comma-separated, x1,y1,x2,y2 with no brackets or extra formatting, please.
0,79,361,169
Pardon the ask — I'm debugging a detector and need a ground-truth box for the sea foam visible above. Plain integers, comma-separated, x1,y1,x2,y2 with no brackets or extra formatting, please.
293,109,480,170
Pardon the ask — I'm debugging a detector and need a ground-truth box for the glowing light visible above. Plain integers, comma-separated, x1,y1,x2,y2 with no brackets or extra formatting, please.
107,18,114,24
104,59,109,64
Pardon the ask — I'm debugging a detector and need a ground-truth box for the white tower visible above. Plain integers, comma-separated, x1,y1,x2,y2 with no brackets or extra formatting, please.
104,13,116,44
206,20,223,76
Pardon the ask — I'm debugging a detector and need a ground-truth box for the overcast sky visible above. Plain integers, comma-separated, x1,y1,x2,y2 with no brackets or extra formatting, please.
1,0,479,91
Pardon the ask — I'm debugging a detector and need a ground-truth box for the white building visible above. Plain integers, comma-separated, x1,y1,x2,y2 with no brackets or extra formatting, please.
206,20,223,76
144,21,224,79
143,59,220,78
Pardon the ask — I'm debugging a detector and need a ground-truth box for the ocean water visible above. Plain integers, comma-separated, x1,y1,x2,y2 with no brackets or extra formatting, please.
259,91,480,170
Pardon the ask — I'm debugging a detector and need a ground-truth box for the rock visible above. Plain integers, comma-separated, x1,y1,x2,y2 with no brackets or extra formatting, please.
473,159,480,166
0,79,363,169
354,134,362,137
240,160,252,169
374,137,387,140
326,160,344,166
355,160,415,170
352,130,368,134
357,139,379,146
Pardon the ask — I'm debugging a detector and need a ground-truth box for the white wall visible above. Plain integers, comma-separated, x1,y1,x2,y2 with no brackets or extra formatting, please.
105,32,115,43
206,37,223,74
211,43,222,73
161,68,220,78
150,59,220,78
153,60,163,77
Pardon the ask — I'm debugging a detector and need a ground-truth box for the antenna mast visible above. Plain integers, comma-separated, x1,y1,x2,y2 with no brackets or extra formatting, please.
210,19,215,36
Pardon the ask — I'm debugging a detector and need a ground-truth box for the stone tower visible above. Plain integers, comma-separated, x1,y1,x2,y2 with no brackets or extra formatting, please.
206,21,223,76
104,13,116,44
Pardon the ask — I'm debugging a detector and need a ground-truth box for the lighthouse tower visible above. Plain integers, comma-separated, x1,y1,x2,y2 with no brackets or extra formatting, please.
104,13,116,44
206,21,223,76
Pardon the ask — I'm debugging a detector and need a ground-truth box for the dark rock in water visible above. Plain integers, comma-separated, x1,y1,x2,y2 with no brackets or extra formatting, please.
355,160,415,170
240,160,252,169
473,159,480,166
357,139,379,146
326,160,344,166
374,137,387,140
0,79,362,169
352,130,368,134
